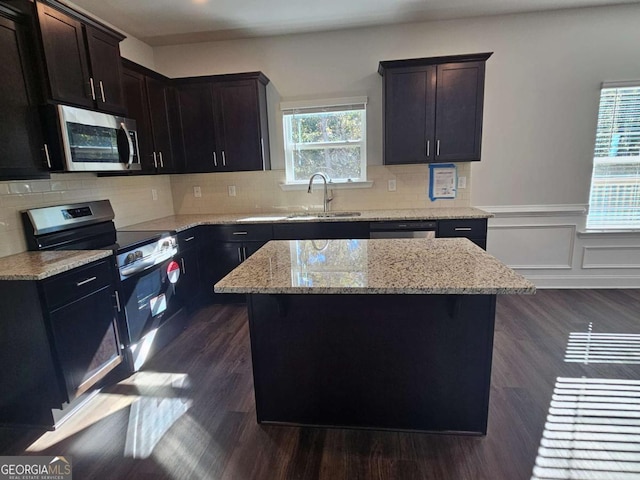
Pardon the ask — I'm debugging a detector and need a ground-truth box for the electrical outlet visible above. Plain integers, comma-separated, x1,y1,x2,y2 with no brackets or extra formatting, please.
228,185,236,197
193,186,202,198
388,179,397,192
458,176,467,189
151,188,158,201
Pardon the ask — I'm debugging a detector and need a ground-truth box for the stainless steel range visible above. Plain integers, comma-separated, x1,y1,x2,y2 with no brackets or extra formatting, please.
22,200,187,372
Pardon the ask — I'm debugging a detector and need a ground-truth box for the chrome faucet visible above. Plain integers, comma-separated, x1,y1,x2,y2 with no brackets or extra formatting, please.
307,172,333,213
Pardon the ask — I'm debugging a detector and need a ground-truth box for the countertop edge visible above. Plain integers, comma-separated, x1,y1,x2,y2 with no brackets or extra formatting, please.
0,250,113,281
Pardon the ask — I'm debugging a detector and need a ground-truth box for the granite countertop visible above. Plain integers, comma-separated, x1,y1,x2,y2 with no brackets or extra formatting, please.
123,207,491,232
214,238,536,295
0,250,113,281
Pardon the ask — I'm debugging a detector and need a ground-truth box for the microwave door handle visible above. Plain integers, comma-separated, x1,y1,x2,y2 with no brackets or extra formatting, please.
119,122,135,168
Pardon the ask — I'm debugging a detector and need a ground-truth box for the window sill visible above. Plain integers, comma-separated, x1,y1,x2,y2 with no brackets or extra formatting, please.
279,180,374,191
577,229,640,238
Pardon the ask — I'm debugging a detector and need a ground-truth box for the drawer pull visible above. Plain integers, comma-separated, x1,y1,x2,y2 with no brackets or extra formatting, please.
181,258,186,274
114,290,121,312
76,276,97,287
454,227,473,231
232,231,248,235
184,236,195,242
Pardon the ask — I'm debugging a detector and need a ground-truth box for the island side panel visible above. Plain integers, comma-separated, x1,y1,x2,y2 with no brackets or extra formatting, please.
247,293,497,434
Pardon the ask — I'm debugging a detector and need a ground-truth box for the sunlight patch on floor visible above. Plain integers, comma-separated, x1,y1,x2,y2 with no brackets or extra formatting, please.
565,323,640,365
532,377,640,480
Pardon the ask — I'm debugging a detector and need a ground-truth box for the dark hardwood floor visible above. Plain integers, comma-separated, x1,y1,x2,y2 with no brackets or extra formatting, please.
2,289,640,479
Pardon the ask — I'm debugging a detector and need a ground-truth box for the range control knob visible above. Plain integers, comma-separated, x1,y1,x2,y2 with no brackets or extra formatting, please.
125,252,136,265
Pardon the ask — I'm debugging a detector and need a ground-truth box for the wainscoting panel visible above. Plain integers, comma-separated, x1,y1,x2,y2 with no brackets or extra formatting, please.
487,224,575,269
582,246,640,269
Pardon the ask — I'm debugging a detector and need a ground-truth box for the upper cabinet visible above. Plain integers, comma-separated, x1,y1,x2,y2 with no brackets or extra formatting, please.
121,59,182,174
36,0,126,114
379,53,492,165
175,73,271,173
0,3,50,179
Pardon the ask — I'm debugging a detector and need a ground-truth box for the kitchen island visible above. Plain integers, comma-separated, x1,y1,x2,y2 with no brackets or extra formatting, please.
215,238,535,434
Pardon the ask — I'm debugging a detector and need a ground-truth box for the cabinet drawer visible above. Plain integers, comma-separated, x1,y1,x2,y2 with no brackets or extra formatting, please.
273,222,370,240
43,259,114,310
207,224,273,242
177,227,200,251
437,219,487,239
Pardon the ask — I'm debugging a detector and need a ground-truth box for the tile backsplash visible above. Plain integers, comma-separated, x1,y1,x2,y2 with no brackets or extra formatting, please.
0,173,174,257
170,164,472,215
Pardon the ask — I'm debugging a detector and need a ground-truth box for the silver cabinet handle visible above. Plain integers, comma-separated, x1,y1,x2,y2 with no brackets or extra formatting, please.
232,231,248,235
99,80,106,103
436,140,441,156
114,290,121,312
76,276,97,287
222,150,226,167
153,152,158,169
243,247,247,261
455,227,472,231
213,152,217,167
237,247,243,263
261,138,265,164
43,144,52,168
426,140,430,157
89,78,96,100
184,236,195,242
159,151,164,168
181,258,186,274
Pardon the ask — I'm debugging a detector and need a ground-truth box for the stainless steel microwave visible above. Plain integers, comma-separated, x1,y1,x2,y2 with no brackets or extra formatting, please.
51,105,141,172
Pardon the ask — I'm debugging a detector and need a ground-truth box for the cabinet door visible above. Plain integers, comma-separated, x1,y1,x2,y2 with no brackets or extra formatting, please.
85,25,125,114
435,62,485,162
383,66,436,165
214,80,265,171
0,13,49,179
147,77,176,172
121,66,155,172
48,286,121,400
36,2,92,108
177,83,218,173
177,247,202,310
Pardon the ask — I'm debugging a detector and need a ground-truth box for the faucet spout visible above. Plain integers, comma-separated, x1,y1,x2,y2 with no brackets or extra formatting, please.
307,172,333,213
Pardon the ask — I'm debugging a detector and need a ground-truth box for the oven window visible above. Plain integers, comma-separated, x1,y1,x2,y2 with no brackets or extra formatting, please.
67,122,118,163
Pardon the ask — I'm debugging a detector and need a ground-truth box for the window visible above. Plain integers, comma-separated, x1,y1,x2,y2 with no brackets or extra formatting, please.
282,97,367,184
587,83,640,229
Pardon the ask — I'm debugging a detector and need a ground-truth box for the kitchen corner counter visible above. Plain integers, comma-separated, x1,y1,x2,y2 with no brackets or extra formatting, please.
214,238,535,295
122,207,492,232
0,250,112,281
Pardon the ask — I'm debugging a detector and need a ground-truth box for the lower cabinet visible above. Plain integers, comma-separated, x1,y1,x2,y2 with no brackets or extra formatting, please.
272,221,370,240
437,219,487,249
176,228,204,310
0,257,123,428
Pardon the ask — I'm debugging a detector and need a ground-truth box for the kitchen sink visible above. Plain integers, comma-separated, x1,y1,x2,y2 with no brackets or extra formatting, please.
288,211,362,219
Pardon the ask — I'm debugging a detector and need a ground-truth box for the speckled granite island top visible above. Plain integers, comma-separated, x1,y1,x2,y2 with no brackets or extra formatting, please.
214,238,535,295
124,207,491,232
0,250,112,281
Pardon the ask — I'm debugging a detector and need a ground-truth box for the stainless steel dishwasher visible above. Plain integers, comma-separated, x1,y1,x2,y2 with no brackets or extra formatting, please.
369,221,437,238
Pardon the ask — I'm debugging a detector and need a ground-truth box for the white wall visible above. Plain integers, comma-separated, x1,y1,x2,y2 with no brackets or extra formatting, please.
154,4,640,288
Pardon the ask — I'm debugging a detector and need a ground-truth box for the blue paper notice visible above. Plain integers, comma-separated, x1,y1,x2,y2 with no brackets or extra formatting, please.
429,163,457,201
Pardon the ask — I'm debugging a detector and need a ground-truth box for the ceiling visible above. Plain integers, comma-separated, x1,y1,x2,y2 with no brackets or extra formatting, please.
68,0,640,45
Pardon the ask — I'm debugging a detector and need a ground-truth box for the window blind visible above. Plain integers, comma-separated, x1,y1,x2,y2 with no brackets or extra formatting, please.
587,85,640,229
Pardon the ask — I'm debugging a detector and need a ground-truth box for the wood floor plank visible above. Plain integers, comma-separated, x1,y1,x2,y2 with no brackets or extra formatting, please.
2,290,640,479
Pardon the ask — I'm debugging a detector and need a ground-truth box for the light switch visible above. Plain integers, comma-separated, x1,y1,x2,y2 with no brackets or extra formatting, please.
151,188,158,201
228,185,237,197
458,176,467,189
388,179,396,192
193,186,202,198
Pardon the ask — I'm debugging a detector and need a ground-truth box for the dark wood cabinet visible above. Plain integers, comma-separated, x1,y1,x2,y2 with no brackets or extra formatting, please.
121,59,181,174
437,218,487,249
0,6,49,179
176,228,204,310
272,221,370,240
36,0,125,113
0,258,122,428
379,53,491,165
176,73,270,173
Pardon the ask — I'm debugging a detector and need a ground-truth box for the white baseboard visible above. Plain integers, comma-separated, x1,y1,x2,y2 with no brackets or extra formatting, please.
522,274,640,289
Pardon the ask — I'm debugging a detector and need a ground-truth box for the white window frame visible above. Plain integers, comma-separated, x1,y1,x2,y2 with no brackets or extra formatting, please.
587,82,640,230
281,97,367,185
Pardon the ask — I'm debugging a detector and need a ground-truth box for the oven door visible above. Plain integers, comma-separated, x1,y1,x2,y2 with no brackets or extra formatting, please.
57,104,141,172
119,258,182,347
